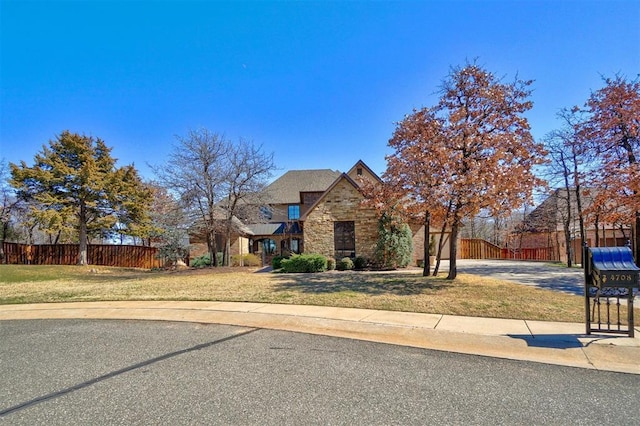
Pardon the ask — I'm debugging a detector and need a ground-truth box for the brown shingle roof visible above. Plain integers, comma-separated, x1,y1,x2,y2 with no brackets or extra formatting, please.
264,169,342,204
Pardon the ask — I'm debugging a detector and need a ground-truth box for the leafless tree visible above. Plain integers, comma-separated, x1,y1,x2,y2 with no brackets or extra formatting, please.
0,159,23,261
219,138,274,266
153,129,275,267
542,108,594,266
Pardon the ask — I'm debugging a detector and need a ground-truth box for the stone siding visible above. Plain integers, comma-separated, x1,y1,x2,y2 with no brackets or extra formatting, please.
303,178,379,260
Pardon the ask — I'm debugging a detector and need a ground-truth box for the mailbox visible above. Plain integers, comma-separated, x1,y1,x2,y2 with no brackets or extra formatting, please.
586,247,640,288
584,245,639,337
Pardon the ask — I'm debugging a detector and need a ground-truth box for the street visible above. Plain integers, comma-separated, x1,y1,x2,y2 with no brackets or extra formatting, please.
2,319,639,425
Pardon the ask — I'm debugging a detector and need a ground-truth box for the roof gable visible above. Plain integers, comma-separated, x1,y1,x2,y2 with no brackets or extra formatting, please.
299,173,363,221
346,159,382,184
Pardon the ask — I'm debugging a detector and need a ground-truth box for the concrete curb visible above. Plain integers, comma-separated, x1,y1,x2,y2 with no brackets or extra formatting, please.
1,301,639,375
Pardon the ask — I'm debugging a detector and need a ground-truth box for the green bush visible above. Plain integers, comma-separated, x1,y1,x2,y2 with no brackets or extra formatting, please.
191,252,224,268
336,257,354,271
231,253,262,267
354,256,368,270
191,254,210,268
374,212,413,270
327,257,336,271
281,254,327,273
272,254,290,270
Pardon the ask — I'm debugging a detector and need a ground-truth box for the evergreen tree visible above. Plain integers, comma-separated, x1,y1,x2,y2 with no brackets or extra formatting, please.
374,212,413,269
10,131,152,264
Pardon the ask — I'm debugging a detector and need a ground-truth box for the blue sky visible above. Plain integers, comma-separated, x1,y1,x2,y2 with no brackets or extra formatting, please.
1,0,639,181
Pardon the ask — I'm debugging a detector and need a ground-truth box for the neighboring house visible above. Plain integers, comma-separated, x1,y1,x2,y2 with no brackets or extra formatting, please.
515,188,632,264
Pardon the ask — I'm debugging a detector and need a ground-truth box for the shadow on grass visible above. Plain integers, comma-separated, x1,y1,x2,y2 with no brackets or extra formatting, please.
270,271,451,296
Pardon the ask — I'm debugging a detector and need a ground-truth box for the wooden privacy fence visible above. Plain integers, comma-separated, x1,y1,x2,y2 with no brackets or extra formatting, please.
459,239,502,259
2,242,167,269
500,247,558,261
459,239,559,261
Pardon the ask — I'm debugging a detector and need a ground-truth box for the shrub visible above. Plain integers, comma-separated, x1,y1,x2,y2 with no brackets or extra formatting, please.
191,254,211,268
191,252,224,268
354,256,368,270
336,257,354,271
231,253,261,267
374,212,413,269
327,257,336,271
281,254,327,273
272,254,290,270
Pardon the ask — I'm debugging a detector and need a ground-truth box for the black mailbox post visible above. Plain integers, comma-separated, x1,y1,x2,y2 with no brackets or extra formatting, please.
584,245,639,337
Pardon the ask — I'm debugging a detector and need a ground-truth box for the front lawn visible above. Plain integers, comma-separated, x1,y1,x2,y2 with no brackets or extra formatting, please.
0,264,633,323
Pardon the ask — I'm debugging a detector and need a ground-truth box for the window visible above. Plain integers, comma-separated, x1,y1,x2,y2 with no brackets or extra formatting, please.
334,221,355,258
357,167,363,176
291,238,300,254
288,205,300,220
262,239,276,255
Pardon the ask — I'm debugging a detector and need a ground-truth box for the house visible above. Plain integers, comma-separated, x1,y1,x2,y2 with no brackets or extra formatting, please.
220,159,450,267
515,188,632,264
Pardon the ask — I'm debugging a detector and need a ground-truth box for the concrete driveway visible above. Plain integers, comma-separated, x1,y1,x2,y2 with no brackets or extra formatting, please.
453,259,585,296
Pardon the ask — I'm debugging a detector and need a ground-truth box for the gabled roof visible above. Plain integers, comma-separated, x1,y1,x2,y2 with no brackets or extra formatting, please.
347,159,383,183
263,169,342,204
299,173,363,221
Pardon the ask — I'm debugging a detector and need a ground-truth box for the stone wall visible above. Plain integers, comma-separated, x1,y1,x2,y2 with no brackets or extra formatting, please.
409,224,451,265
303,177,379,260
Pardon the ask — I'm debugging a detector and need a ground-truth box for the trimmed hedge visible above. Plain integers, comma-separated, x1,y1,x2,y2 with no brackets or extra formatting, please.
336,257,354,271
272,254,290,270
327,258,336,271
354,256,368,270
280,254,328,273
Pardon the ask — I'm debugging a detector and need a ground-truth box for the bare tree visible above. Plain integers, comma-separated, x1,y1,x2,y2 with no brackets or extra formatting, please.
543,107,596,266
219,138,274,266
153,129,228,266
0,159,23,262
153,129,275,267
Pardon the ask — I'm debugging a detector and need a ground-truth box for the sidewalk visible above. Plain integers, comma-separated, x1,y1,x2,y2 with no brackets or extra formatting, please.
1,301,638,374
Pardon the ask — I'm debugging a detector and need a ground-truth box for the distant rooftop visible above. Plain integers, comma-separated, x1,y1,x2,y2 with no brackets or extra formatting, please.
264,169,342,204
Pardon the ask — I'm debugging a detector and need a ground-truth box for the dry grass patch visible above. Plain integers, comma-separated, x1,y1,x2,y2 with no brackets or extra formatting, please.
1,265,636,323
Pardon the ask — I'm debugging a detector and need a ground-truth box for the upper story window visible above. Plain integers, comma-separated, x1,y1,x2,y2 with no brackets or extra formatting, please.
357,167,363,176
288,205,300,220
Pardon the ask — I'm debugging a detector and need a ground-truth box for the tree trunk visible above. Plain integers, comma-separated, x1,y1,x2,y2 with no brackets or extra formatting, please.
433,200,453,276
224,234,231,267
563,222,572,268
447,217,460,280
433,219,449,276
422,211,430,277
0,221,7,263
78,201,88,265
207,230,218,267
635,212,640,266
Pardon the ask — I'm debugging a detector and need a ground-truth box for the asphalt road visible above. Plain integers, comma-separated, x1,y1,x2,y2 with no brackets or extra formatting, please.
2,320,639,425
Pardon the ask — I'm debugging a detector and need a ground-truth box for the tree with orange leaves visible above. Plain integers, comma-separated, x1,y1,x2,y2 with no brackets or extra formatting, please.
383,108,450,276
386,62,546,279
583,75,640,261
